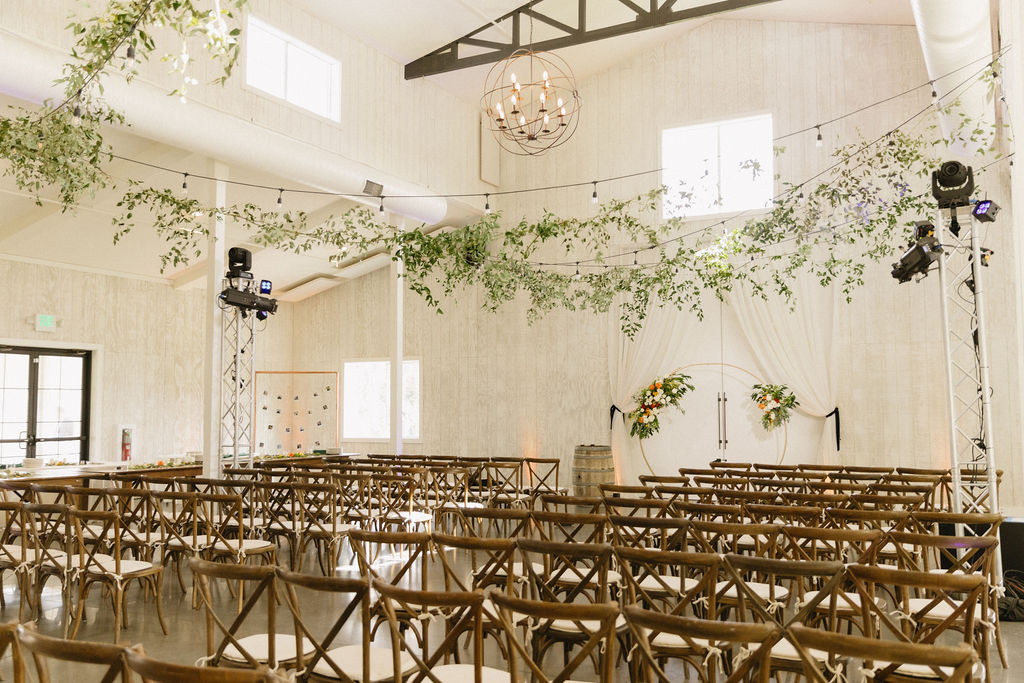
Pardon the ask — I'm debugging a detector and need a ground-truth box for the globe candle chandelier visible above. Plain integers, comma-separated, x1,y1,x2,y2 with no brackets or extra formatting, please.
481,48,582,156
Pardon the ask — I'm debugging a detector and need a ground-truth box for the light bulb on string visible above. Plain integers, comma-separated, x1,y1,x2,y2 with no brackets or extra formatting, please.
591,181,598,204
573,262,581,280
126,43,136,69
815,125,823,148
181,173,189,196
633,251,638,266
276,189,284,209
484,194,491,215
379,196,385,213
71,103,82,127
930,81,938,106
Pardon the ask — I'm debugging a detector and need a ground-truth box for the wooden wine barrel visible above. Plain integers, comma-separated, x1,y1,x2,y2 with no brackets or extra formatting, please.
573,444,615,497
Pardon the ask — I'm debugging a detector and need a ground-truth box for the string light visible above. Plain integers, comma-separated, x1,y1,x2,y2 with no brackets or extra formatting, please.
181,173,188,195
379,196,385,213
633,251,638,266
71,103,82,127
484,194,491,214
930,81,938,106
815,125,823,148
573,262,581,280
591,181,598,204
276,189,284,209
126,43,136,70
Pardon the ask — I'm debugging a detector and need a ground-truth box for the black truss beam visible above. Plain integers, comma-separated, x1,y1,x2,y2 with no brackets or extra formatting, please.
405,0,779,79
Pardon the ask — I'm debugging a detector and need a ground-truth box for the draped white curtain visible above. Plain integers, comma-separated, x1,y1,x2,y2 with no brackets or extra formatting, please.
728,274,840,462
608,300,699,484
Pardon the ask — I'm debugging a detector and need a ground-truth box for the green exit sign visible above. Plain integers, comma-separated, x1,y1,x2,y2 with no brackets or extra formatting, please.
35,314,56,332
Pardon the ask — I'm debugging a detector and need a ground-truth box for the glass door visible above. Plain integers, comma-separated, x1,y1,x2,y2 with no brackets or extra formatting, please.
0,347,90,466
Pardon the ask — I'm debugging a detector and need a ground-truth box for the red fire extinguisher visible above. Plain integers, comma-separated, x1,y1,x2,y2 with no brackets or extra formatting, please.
121,428,132,462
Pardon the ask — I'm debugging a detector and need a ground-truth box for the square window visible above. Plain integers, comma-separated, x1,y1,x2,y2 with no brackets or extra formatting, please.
662,114,773,218
342,360,420,440
246,16,340,121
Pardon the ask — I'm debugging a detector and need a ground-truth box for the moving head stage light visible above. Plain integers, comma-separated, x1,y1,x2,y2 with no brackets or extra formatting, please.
892,234,942,284
219,247,278,319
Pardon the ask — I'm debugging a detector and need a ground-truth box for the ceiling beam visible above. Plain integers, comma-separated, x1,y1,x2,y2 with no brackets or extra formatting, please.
405,0,780,79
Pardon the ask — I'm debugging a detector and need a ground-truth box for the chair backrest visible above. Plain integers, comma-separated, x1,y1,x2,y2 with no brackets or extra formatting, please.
0,620,23,683
538,493,603,515
432,532,517,594
598,483,653,499
276,569,369,682
622,606,778,683
22,503,71,569
456,507,531,539
151,490,199,552
16,624,129,682
490,590,619,683
516,537,613,605
525,458,561,498
601,496,670,519
70,509,126,575
787,624,976,683
190,558,280,669
614,546,721,618
125,648,288,682
529,510,607,545
372,578,487,683
687,521,780,557
720,554,845,628
347,529,430,592
607,514,688,551
780,526,882,565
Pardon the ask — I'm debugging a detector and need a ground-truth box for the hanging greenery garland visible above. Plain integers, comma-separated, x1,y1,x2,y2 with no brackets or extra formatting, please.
750,383,798,432
0,3,1011,338
628,372,695,440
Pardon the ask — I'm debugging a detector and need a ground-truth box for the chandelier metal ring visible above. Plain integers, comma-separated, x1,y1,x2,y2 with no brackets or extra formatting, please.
481,49,582,156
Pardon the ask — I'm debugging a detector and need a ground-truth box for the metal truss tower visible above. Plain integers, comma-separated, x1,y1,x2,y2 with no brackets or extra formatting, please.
935,206,1001,574
220,287,256,466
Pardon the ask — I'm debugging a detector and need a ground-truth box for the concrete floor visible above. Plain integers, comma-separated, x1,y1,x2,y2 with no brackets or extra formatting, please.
0,543,1019,682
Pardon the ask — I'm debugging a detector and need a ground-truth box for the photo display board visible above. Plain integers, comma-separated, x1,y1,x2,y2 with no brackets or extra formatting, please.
254,371,339,454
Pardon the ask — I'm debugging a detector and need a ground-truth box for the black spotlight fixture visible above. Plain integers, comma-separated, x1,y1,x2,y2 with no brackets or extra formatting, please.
972,199,1001,223
220,247,277,318
931,160,974,209
891,235,942,284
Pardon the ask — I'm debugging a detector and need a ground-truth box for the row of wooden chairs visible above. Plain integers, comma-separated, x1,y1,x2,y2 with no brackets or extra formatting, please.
0,620,285,682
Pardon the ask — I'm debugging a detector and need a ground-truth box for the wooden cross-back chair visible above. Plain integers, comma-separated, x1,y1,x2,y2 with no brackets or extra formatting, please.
190,558,305,672
613,546,721,680
824,507,911,533
525,457,563,503
780,526,882,565
275,570,381,683
719,554,848,680
652,485,715,507
199,492,277,569
485,459,527,509
250,481,300,566
21,502,73,624
752,463,799,473
69,508,167,642
16,623,130,683
786,624,976,683
849,493,927,513
601,496,671,520
432,532,517,597
678,467,718,478
125,647,289,682
427,465,479,535
885,531,1004,670
513,539,627,674
743,503,821,527
490,590,619,683
638,474,690,488
844,565,987,682
686,521,780,558
692,476,750,492
0,620,22,683
672,501,743,524
529,510,607,546
780,492,850,508
0,501,31,618
151,490,201,595
373,579,506,683
99,487,155,562
538,493,603,515
347,529,431,647
623,606,778,683
455,507,531,540
292,482,341,574
607,514,688,552
367,474,430,533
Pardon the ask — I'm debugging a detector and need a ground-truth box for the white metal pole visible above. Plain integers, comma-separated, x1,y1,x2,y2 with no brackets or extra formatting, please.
202,163,228,478
390,219,405,456
935,208,964,515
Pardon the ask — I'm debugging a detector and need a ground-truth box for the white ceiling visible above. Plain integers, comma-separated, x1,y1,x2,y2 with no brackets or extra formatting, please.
293,0,915,100
0,0,917,297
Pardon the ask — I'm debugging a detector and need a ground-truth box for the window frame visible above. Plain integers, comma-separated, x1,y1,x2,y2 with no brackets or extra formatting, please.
0,345,91,464
243,14,342,123
660,111,774,219
340,357,422,443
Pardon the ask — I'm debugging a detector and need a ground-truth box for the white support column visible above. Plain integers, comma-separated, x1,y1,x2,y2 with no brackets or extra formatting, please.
202,162,229,478
389,219,406,456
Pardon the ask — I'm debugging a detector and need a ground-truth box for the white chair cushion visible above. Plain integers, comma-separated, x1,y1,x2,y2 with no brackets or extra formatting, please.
638,574,699,593
312,644,416,681
429,663,511,683
545,613,626,633
650,632,711,649
211,538,275,554
397,510,432,525
221,633,314,664
770,638,829,662
906,598,983,620
716,581,790,602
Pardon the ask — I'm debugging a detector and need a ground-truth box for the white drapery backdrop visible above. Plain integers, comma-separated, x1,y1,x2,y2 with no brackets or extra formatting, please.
607,299,700,484
728,274,840,462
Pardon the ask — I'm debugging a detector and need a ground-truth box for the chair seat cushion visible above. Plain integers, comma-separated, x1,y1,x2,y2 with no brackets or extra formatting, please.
650,632,711,650
545,614,626,633
210,538,275,554
638,574,699,593
716,581,790,602
906,598,983,620
429,663,511,683
312,645,416,681
221,633,314,664
771,638,829,662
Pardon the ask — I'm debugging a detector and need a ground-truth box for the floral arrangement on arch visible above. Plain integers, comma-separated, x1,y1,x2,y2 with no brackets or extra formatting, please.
628,371,695,440
751,383,798,432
